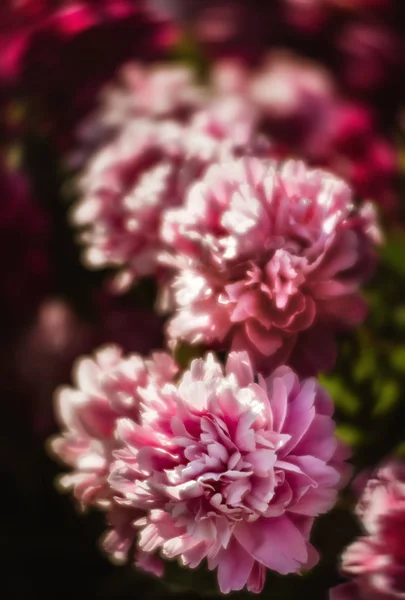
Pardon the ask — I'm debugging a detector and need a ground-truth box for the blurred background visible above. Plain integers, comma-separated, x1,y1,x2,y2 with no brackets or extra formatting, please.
1,1,405,599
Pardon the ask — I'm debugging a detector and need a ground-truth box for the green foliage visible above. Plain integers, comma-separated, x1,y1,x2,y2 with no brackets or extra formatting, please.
321,242,405,471
381,234,405,276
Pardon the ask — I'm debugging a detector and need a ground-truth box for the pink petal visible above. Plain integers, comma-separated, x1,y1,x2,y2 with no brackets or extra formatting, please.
245,320,283,357
214,538,255,594
225,351,254,386
234,515,308,574
134,550,164,577
247,561,266,593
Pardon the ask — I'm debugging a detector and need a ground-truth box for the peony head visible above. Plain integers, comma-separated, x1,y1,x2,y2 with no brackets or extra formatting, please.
110,350,350,593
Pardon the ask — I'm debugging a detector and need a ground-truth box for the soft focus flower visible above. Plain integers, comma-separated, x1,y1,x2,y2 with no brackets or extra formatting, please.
162,158,378,375
0,1,175,147
0,154,51,332
73,118,187,290
205,53,398,213
72,118,207,291
110,351,350,593
11,294,166,438
251,53,335,156
249,53,399,213
13,298,97,436
331,460,405,599
337,21,400,94
151,1,404,128
70,62,205,168
49,344,177,566
188,92,267,160
326,103,398,214
72,66,262,291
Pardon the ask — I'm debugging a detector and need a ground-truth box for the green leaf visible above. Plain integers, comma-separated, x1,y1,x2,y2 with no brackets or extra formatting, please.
372,379,400,417
381,235,405,276
319,375,360,416
393,306,405,330
336,424,364,447
390,346,405,372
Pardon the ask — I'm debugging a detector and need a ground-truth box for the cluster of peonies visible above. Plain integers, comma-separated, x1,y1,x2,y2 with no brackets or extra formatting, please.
50,347,350,593
72,60,380,374
72,58,382,305
331,460,405,599
31,15,396,593
45,54,384,594
1,2,399,597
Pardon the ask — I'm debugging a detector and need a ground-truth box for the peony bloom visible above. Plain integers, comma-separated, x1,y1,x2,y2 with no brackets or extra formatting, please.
72,67,261,291
95,61,204,123
331,460,405,599
251,52,335,157
50,344,177,506
70,62,205,168
73,118,187,290
326,103,398,215
72,117,212,291
248,53,399,213
49,344,177,567
162,158,378,376
110,351,350,593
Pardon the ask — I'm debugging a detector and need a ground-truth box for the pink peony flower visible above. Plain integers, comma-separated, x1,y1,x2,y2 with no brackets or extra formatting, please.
73,118,188,290
70,62,205,168
319,101,399,215
73,117,217,291
49,344,177,566
251,52,335,156
331,460,405,600
110,351,350,593
161,157,378,376
249,54,399,213
72,68,261,292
